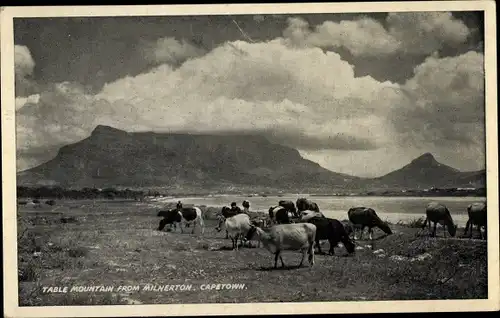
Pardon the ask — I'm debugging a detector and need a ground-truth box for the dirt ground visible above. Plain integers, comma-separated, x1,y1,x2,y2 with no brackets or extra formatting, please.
17,199,488,306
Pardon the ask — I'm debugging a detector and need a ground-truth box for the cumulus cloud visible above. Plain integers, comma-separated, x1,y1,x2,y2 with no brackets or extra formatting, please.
387,12,471,54
141,37,207,65
283,16,400,56
15,94,40,111
283,12,471,56
98,40,402,147
15,45,39,96
15,45,35,78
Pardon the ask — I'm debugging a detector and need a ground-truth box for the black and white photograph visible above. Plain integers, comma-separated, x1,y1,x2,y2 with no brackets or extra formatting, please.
1,1,499,317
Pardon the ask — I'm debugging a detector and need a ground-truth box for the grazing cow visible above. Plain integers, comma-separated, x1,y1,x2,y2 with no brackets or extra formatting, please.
296,198,320,214
464,202,487,240
421,202,457,238
157,207,205,235
219,206,244,238
301,216,356,255
246,223,317,269
278,200,298,217
216,213,253,250
45,200,56,206
269,206,295,224
347,207,393,240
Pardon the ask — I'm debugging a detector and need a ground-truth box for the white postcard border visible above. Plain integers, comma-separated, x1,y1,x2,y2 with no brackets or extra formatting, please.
1,2,498,317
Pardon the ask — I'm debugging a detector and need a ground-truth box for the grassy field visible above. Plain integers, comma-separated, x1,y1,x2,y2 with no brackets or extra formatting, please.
17,199,488,306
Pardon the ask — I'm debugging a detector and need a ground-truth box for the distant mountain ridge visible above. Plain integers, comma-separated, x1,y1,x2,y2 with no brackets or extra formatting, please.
17,125,486,191
367,152,485,190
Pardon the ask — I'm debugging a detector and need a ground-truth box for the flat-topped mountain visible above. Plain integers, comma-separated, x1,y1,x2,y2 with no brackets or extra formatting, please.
17,125,359,189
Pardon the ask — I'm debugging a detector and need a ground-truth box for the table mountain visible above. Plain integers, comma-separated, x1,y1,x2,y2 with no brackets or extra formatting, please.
17,125,359,189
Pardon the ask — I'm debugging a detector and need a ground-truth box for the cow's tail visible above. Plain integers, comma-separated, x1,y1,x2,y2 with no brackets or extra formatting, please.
198,208,205,235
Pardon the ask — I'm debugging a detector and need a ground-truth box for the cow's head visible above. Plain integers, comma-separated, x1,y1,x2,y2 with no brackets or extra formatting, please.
215,214,226,232
245,225,257,241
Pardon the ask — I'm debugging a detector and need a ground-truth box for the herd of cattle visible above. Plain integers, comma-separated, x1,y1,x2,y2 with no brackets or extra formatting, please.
156,198,487,269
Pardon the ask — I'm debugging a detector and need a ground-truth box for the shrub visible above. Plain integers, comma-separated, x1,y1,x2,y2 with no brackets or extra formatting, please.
398,217,426,228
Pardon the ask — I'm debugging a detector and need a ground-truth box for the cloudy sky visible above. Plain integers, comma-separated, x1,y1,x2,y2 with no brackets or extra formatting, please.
14,11,485,177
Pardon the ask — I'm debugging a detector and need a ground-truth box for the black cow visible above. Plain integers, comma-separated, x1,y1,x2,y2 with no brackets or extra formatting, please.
278,200,298,217
157,207,205,235
45,200,56,206
230,202,243,214
303,216,356,255
296,198,320,214
464,202,487,240
347,207,392,240
422,202,457,238
269,206,295,224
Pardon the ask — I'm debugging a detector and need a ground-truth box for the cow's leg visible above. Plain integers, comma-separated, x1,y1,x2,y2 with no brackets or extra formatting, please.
274,251,280,268
299,248,306,267
420,218,428,235
432,222,437,237
328,238,335,255
464,220,471,238
238,234,242,248
225,230,229,239
308,243,315,266
179,221,184,234
477,224,482,239
316,238,323,255
199,215,205,236
483,226,487,240
368,227,373,241
279,255,285,268
443,225,447,238
158,219,167,231
352,226,358,240
191,220,196,234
